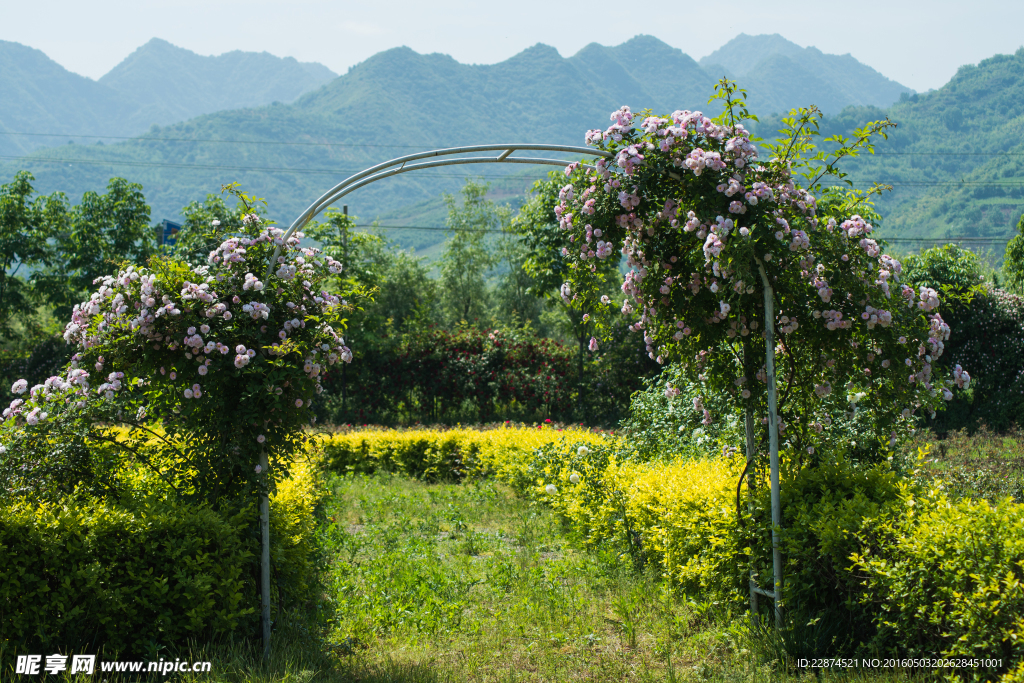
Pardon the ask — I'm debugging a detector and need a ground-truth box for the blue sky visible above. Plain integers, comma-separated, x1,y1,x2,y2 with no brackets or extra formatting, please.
4,0,1023,92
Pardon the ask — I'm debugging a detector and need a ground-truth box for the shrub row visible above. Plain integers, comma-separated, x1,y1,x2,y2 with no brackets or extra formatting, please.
0,452,326,658
320,424,608,483
314,325,659,427
0,497,253,657
509,437,1024,674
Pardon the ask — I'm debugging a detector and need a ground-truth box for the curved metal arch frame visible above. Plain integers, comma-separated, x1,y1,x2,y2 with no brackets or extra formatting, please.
266,143,611,276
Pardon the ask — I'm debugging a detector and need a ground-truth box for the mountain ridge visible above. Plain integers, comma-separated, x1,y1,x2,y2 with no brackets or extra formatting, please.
2,33,945,254
0,38,337,156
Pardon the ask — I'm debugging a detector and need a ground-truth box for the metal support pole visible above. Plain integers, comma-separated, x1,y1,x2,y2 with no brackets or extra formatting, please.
744,408,759,626
757,261,783,631
260,449,271,660
341,205,348,417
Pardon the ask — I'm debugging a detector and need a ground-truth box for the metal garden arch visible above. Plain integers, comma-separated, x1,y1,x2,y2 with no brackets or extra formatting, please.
266,143,613,277
255,142,784,657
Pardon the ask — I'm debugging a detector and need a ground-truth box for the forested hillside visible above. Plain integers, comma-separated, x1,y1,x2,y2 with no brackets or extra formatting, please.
791,47,1024,244
0,41,136,156
0,39,336,156
700,33,912,114
0,34,919,249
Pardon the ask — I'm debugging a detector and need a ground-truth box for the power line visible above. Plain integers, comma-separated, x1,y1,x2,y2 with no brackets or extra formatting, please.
6,154,1024,188
882,237,1013,243
356,225,503,236
0,131,455,149
0,154,553,181
4,131,1024,158
358,225,1014,243
872,152,1024,156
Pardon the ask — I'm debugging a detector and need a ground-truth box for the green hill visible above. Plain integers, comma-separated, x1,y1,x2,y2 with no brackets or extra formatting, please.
797,47,1024,246
0,38,336,157
2,34,922,252
98,38,337,132
0,41,135,156
700,34,914,115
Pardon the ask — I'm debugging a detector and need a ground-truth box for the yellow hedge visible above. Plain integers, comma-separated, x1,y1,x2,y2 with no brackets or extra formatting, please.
318,425,608,482
536,442,743,594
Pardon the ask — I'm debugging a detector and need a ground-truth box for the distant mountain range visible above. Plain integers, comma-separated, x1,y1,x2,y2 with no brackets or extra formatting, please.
11,34,1022,255
700,33,912,116
0,38,336,156
1,33,926,252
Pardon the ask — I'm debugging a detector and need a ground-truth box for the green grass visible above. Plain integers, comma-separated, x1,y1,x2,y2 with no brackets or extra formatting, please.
910,426,1024,502
36,470,928,682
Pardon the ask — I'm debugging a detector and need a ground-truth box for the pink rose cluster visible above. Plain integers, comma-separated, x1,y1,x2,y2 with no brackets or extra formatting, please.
556,101,967,428
5,222,353,435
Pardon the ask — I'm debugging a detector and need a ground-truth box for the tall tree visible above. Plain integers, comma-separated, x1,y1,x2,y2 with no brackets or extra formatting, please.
1005,213,1024,295
512,171,621,404
37,177,154,319
439,181,504,326
0,172,53,335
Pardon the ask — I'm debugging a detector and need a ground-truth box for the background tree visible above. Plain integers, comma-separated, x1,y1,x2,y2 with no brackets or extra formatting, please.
1005,213,1024,295
512,172,624,412
903,243,1024,432
491,221,544,329
439,181,503,326
38,177,153,319
2,173,154,408
0,172,55,336
306,208,436,334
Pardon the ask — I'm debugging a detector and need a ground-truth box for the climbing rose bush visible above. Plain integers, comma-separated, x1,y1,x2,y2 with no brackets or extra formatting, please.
558,87,968,454
1,202,352,499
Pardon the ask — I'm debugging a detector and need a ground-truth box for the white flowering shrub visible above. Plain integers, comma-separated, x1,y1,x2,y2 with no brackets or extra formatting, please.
559,83,969,457
1,187,352,500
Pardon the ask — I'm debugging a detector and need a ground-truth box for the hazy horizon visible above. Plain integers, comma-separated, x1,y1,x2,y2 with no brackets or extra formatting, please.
4,0,1023,93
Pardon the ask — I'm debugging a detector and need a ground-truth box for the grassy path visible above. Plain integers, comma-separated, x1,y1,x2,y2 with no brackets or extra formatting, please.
318,471,739,682
66,469,918,682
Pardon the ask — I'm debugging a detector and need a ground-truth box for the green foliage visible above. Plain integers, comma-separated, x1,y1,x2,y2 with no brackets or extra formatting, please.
306,209,437,334
901,244,1024,432
439,182,503,326
317,326,574,426
0,496,254,657
0,171,154,332
0,172,55,334
902,243,988,296
1006,213,1024,294
513,172,599,301
621,364,743,460
853,495,1024,671
528,437,742,593
511,171,636,407
0,333,73,410
747,457,911,655
491,221,545,329
168,193,247,263
0,413,131,503
315,323,654,427
51,177,153,303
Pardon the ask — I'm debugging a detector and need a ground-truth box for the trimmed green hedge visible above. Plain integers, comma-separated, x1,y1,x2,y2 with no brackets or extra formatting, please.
0,498,253,657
